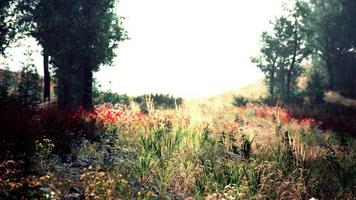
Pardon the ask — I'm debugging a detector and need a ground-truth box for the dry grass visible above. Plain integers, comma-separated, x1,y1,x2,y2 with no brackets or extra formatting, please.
2,83,355,199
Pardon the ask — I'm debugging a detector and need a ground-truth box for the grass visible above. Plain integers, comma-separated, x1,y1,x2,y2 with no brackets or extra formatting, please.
98,101,355,199
1,85,356,199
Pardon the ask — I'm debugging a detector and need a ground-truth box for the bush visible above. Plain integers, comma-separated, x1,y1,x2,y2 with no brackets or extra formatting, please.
94,91,130,106
133,94,183,113
259,95,279,106
0,104,101,160
232,95,249,107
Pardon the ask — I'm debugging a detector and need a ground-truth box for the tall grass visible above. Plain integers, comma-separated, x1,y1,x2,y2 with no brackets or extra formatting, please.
114,101,355,199
3,99,354,199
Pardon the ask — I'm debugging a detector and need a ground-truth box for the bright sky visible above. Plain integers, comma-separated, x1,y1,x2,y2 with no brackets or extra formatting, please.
1,0,284,98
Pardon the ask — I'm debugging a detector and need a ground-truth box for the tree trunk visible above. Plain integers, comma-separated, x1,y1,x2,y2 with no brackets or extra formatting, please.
325,59,334,90
81,2,93,110
57,70,70,108
286,17,298,99
25,72,29,105
57,57,75,108
269,58,277,96
82,64,93,110
43,48,50,102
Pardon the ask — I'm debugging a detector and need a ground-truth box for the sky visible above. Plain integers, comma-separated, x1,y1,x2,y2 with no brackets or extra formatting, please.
1,0,284,98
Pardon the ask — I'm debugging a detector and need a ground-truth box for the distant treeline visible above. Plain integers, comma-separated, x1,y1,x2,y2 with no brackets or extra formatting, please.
93,90,183,111
0,67,183,111
133,94,183,112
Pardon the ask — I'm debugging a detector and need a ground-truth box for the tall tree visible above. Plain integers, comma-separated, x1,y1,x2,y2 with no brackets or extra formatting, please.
7,0,52,103
32,0,127,108
306,0,356,97
307,0,344,90
251,31,280,96
284,1,311,99
18,50,41,105
0,0,16,56
252,1,310,100
43,47,50,102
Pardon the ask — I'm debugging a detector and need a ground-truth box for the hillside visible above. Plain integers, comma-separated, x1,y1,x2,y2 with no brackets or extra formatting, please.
184,80,266,110
212,80,267,101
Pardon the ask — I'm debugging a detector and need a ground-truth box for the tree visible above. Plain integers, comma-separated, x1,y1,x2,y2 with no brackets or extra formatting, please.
252,1,310,100
251,32,279,96
0,65,15,103
17,50,41,105
0,0,16,56
306,0,356,97
43,47,50,102
285,1,311,99
1,0,52,103
305,56,328,103
31,0,127,109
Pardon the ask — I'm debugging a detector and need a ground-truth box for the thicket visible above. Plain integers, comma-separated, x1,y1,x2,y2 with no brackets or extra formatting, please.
253,0,356,104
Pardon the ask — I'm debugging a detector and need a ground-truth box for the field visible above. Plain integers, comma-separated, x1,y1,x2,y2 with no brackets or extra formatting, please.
0,86,355,200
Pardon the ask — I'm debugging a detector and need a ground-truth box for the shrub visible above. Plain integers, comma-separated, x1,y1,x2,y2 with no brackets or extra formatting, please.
94,91,130,106
0,104,102,160
133,94,183,113
232,95,249,107
257,95,279,106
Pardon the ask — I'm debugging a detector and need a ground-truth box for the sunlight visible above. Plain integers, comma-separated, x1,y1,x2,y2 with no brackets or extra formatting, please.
0,0,284,98
1,1,356,198
95,0,284,97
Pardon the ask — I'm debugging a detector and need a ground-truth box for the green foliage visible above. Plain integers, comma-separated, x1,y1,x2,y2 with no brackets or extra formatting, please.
134,94,183,113
254,0,356,102
306,65,327,103
29,0,127,108
0,0,16,55
232,95,249,107
0,65,15,103
252,1,311,100
306,0,356,98
35,138,54,156
17,51,41,105
94,91,130,106
252,95,278,106
1,102,356,198
140,128,182,161
240,134,255,160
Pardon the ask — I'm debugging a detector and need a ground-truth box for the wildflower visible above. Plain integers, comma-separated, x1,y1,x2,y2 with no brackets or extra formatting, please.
147,191,156,197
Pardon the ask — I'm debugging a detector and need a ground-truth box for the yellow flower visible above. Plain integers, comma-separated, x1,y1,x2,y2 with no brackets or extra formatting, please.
120,179,128,185
147,191,156,197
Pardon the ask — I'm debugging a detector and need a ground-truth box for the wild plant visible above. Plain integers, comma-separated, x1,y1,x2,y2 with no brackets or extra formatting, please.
132,155,153,186
240,133,255,161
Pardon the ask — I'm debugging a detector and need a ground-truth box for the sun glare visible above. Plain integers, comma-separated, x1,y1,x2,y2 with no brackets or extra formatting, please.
94,0,284,97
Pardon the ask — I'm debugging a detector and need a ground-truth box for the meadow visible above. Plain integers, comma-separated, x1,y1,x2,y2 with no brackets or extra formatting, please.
1,91,355,199
1,0,356,199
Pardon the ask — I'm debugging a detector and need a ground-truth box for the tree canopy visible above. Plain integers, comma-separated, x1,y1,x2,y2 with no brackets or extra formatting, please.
0,0,16,55
252,1,311,100
253,0,356,101
31,0,127,108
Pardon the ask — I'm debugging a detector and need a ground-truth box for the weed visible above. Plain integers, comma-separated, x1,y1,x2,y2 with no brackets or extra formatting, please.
232,95,249,107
